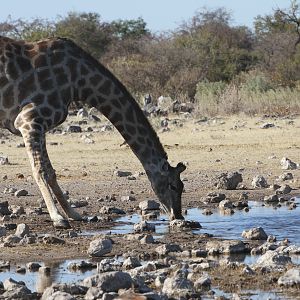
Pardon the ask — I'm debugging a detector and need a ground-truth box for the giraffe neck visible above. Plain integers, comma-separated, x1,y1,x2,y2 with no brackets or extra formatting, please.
74,46,168,176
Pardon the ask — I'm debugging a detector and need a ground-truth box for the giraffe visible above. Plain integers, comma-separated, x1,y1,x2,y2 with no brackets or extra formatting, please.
0,36,186,228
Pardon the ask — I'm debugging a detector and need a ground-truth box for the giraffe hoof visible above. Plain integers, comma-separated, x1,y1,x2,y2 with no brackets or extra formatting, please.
70,217,82,221
53,219,71,229
69,213,82,221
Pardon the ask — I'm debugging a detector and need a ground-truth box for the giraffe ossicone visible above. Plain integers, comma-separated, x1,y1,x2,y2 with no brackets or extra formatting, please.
0,36,186,228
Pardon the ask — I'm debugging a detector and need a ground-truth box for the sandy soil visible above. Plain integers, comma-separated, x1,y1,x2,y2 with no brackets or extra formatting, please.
1,113,300,297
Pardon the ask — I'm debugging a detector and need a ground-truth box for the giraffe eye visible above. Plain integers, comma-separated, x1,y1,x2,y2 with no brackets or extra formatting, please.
168,183,177,192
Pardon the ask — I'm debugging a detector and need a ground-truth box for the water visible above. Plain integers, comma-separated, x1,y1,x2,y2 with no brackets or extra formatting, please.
96,200,300,244
204,288,296,300
0,259,95,293
2,199,300,297
1,261,292,299
188,200,300,243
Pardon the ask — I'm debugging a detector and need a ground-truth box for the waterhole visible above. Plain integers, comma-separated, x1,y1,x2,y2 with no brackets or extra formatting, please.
1,199,300,298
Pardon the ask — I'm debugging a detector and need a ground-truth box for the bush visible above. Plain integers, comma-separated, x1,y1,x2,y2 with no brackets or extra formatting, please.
196,80,227,98
194,81,227,115
194,77,300,117
238,71,274,93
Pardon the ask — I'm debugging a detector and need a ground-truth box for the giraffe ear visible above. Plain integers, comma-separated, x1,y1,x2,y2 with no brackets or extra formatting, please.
176,162,186,174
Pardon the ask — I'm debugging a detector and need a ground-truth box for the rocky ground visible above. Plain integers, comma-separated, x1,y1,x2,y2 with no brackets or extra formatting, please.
1,110,300,299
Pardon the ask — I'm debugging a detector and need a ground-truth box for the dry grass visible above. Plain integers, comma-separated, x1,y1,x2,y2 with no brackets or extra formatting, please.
195,83,300,117
1,115,300,184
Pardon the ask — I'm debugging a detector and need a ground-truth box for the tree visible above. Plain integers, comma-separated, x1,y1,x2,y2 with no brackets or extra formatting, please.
175,8,255,82
110,17,150,40
254,0,300,86
55,12,113,59
0,17,55,41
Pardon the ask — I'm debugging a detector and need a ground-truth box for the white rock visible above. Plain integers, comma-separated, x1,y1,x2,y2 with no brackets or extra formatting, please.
264,194,279,203
15,223,30,238
280,157,298,170
3,278,26,290
123,257,141,270
154,274,166,288
206,240,246,255
46,291,75,300
260,123,275,129
0,156,9,165
155,244,182,255
84,287,103,300
169,219,201,229
251,175,268,188
26,262,42,271
278,245,300,255
242,227,268,240
82,271,133,292
215,171,243,190
255,250,292,268
138,200,160,211
87,238,112,257
276,184,292,195
133,221,155,233
279,172,293,181
140,234,155,244
14,189,28,197
162,274,194,297
278,268,300,287
97,258,122,272
219,200,233,209
130,262,156,275
2,286,32,300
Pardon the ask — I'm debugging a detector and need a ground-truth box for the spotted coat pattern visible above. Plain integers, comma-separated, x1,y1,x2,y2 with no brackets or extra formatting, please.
0,36,185,228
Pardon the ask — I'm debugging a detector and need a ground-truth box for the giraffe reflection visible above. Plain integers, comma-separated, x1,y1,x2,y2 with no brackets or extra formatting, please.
36,265,52,293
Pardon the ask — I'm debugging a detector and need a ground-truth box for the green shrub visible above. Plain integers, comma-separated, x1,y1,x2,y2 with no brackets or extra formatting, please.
195,80,226,99
239,71,274,93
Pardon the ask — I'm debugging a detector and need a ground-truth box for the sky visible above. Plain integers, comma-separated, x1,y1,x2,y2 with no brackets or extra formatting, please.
0,0,292,32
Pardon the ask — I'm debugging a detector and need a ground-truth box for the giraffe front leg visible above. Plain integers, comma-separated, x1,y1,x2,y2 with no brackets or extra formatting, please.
18,125,71,229
47,168,82,221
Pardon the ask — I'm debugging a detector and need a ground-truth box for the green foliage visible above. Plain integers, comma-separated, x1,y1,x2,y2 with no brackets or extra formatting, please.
1,3,300,116
55,12,112,59
239,71,274,93
174,9,255,83
0,17,55,41
254,0,300,87
110,17,150,39
196,80,227,98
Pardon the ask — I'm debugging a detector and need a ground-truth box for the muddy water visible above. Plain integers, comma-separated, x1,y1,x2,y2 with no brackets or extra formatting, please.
189,199,300,242
1,199,300,296
98,199,300,244
0,259,96,293
211,289,294,300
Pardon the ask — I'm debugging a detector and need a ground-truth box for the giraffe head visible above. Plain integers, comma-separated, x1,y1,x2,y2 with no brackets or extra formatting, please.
150,161,186,220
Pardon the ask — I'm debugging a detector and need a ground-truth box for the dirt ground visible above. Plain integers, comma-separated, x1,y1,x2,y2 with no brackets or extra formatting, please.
1,114,300,297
